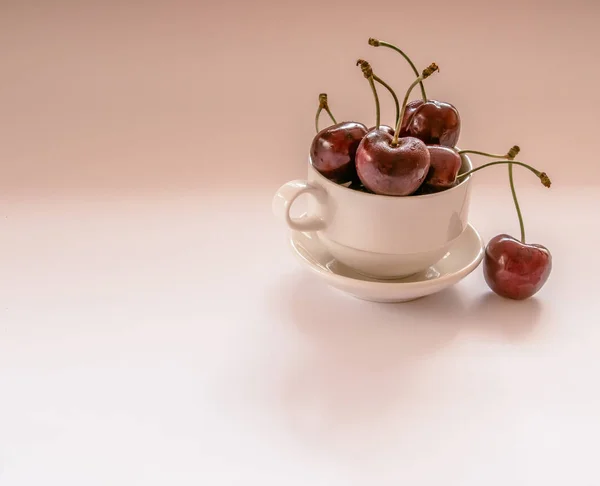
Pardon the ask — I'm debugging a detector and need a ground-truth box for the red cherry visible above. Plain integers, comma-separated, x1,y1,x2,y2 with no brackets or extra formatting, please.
310,122,368,183
483,234,552,300
355,129,430,196
424,145,462,191
400,99,461,147
368,125,395,136
366,39,460,147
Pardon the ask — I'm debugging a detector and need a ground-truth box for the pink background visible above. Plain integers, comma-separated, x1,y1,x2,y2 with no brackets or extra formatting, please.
1,0,599,197
2,2,600,485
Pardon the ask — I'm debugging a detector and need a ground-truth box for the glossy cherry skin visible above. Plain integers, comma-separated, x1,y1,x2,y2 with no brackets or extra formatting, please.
400,99,423,133
310,121,368,183
355,129,430,196
483,234,552,300
400,99,460,147
423,145,462,191
368,125,395,137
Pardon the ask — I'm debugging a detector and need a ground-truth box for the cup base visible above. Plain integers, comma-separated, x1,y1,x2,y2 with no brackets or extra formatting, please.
318,232,462,280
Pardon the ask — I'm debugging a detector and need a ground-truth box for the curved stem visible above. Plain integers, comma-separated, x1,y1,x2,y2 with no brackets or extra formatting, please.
368,76,381,128
458,150,511,159
315,106,322,133
456,160,551,188
509,163,526,243
356,60,381,129
393,75,424,145
369,38,427,101
314,94,336,133
324,107,337,125
373,74,400,126
458,145,520,160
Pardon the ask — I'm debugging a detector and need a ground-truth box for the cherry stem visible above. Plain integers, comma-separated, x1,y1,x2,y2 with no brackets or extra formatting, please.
369,77,381,128
458,145,520,160
373,74,400,126
508,163,526,243
357,60,380,128
456,160,551,188
368,38,427,101
457,147,526,240
315,93,337,133
392,63,438,146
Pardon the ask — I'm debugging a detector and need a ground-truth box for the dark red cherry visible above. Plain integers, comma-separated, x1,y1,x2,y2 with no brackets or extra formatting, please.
355,129,430,196
368,125,395,137
483,234,552,300
400,99,460,147
310,121,368,183
424,145,462,191
399,100,423,133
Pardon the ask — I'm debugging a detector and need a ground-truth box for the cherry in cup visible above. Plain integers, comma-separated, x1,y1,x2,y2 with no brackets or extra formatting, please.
310,93,367,184
424,144,521,191
401,99,461,147
355,62,439,196
423,146,462,191
369,38,460,147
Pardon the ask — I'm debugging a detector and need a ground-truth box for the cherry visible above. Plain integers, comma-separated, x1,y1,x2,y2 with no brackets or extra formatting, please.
310,93,367,183
356,131,430,196
310,122,367,184
355,62,439,196
425,144,521,191
369,38,461,147
400,99,461,147
369,125,395,136
423,145,462,191
478,160,552,299
484,235,552,300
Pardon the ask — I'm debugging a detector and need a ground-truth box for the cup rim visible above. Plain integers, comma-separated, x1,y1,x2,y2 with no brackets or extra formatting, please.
308,149,473,199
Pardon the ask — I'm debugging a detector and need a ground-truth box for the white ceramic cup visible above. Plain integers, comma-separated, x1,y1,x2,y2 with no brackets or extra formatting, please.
273,154,473,279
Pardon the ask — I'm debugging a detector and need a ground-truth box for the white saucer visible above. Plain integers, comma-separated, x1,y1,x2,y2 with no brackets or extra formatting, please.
289,224,485,303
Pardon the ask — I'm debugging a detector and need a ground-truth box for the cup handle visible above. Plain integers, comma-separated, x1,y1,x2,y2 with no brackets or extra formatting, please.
272,180,327,232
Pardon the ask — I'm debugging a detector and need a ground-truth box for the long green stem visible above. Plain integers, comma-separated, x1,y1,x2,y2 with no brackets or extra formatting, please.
368,38,427,101
458,145,520,160
315,93,336,133
459,150,507,159
373,74,400,126
392,63,438,146
394,76,422,145
315,107,322,133
356,60,381,128
368,77,381,128
509,163,526,243
456,159,551,188
324,106,336,125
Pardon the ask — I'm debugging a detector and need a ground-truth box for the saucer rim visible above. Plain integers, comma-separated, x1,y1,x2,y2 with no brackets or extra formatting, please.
289,223,485,289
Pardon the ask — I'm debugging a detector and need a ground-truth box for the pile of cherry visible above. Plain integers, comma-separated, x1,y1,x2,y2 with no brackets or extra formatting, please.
310,37,553,300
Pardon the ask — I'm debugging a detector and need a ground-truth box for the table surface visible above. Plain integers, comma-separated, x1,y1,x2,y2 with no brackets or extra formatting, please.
1,184,598,485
